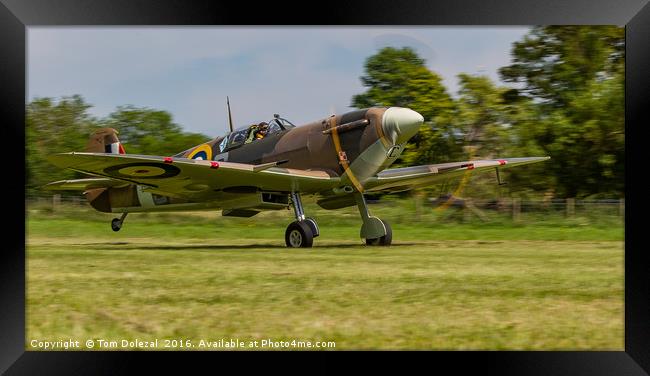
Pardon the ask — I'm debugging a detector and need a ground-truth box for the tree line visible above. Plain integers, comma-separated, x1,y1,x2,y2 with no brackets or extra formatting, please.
27,26,624,199
26,97,210,194
353,26,623,199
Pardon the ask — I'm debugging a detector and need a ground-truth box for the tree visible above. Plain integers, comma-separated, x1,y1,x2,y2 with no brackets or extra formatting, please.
26,96,211,196
456,74,511,159
26,95,98,194
499,26,624,198
500,26,624,110
352,47,462,166
101,106,209,156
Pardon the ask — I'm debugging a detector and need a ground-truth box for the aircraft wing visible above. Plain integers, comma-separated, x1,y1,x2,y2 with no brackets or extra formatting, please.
47,152,340,199
43,177,128,191
363,157,550,193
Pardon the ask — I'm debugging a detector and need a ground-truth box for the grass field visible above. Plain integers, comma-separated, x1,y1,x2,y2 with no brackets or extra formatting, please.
26,200,624,350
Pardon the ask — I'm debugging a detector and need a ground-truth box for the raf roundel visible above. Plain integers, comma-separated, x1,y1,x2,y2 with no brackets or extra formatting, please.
103,162,181,179
188,144,213,161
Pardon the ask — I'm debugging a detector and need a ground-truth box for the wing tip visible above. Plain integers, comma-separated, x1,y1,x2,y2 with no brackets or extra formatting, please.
504,156,550,163
41,181,66,191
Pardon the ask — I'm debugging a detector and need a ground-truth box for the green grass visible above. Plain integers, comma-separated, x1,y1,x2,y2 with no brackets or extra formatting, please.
27,198,624,242
26,202,624,350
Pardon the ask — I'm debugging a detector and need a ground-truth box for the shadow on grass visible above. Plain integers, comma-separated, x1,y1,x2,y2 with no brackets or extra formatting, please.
69,241,424,251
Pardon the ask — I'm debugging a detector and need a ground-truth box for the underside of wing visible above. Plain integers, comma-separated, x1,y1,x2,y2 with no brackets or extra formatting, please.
43,177,128,191
363,157,550,193
46,152,341,199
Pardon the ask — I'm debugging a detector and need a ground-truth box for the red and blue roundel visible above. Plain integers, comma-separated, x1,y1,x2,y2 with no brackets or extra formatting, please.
188,144,213,160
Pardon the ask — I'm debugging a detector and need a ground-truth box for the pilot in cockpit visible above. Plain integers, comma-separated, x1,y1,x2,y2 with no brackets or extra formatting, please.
246,121,269,144
255,122,269,140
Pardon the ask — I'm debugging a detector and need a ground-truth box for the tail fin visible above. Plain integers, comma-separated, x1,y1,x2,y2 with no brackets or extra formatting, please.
86,128,125,154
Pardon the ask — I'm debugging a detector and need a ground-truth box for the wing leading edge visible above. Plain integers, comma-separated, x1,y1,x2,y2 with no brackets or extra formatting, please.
363,157,550,193
46,152,341,199
46,153,549,199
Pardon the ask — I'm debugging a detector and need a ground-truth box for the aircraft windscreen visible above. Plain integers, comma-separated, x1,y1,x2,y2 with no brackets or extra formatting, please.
218,136,228,153
268,117,295,133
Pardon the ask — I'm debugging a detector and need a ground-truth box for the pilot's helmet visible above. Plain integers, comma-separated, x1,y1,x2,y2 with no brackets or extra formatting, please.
258,122,269,132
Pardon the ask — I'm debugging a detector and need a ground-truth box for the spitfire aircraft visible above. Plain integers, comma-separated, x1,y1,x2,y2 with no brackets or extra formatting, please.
45,105,549,248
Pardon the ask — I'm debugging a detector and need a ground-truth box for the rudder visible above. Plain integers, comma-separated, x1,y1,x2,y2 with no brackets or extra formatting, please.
86,128,125,154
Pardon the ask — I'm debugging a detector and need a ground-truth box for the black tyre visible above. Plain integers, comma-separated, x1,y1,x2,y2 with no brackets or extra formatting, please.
111,218,122,232
285,221,314,248
365,219,392,246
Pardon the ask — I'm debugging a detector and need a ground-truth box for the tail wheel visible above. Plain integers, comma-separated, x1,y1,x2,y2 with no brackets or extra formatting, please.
285,221,314,248
365,219,392,246
111,218,122,232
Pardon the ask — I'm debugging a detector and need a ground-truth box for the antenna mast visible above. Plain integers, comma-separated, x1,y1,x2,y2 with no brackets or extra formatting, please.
226,96,234,133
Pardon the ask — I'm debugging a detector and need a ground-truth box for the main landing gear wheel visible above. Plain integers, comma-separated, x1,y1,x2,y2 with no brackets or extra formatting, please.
365,219,392,246
111,213,128,232
285,221,314,248
285,192,317,248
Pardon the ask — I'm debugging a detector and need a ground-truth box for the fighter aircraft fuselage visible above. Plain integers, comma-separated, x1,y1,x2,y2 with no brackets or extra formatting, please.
178,107,423,182
46,104,549,247
78,106,424,217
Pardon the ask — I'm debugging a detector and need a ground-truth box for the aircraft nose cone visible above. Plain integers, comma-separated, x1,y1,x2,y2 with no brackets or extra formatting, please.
382,107,424,144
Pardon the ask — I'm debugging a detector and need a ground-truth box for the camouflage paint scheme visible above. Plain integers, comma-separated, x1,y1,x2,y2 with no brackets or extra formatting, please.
47,107,399,213
45,106,549,245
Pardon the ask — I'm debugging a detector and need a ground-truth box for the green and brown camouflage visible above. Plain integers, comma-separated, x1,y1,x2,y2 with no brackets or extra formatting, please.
63,107,422,213
44,106,549,247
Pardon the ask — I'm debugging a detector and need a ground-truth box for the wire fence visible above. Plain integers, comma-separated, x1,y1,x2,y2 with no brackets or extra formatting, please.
27,194,87,207
418,196,624,223
26,194,625,220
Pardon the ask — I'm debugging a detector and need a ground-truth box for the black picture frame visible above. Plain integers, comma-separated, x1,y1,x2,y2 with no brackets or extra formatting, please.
2,0,648,374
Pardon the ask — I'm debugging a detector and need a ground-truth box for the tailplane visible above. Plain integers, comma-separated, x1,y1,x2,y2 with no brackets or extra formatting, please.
86,128,125,154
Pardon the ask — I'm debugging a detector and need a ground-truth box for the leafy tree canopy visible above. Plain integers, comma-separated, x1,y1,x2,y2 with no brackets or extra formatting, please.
352,47,462,166
500,26,624,198
26,96,210,195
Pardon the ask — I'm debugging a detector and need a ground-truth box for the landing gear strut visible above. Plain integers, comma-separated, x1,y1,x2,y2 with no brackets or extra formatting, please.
111,212,128,232
285,192,318,248
355,193,392,246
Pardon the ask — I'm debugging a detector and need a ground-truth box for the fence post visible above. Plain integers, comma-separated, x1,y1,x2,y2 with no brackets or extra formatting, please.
414,191,422,221
467,199,489,222
619,198,625,218
52,194,61,212
512,198,521,222
566,198,575,217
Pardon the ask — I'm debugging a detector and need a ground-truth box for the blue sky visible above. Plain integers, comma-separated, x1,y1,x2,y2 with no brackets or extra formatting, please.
28,27,530,136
